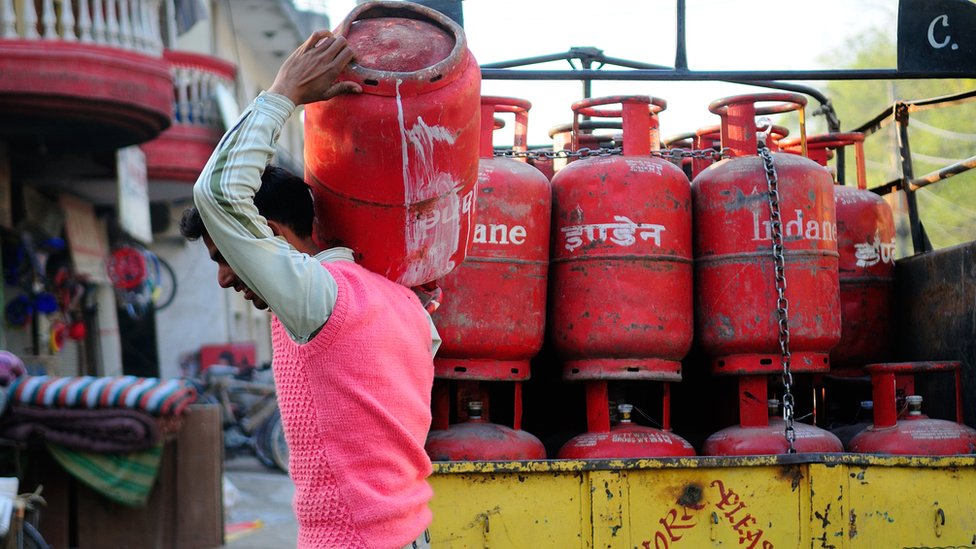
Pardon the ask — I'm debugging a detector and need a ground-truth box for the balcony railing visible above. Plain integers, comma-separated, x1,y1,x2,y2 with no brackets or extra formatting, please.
169,50,235,131
0,0,171,149
142,50,236,191
0,0,163,55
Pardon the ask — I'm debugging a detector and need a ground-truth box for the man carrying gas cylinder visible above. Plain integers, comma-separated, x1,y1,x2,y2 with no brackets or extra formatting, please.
180,30,438,549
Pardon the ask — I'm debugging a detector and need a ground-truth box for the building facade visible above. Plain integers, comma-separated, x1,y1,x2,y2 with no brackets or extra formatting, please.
0,0,327,379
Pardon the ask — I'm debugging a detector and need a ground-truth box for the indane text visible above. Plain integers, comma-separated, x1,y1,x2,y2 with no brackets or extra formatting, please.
752,209,837,243
417,188,475,232
473,223,527,245
854,230,896,267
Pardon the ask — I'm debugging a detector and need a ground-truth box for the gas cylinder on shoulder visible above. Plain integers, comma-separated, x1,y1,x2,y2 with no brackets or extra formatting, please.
304,1,481,286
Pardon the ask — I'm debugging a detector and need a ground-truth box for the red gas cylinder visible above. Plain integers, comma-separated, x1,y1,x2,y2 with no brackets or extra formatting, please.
432,96,552,381
558,388,696,459
426,401,546,461
849,362,976,455
693,93,840,375
780,133,895,374
550,96,693,381
703,377,844,455
304,1,481,286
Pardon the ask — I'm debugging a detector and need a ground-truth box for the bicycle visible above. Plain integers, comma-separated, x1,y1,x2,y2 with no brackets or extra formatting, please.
189,366,290,473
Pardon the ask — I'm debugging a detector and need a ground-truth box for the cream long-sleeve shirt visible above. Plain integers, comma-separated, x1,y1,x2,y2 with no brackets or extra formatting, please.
193,91,441,351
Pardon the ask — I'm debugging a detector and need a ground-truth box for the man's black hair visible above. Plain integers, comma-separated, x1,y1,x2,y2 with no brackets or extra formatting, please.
254,165,314,239
179,206,206,241
179,165,315,241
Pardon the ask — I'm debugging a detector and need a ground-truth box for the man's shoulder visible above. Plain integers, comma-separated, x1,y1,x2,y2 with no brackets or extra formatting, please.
322,259,403,289
314,246,356,263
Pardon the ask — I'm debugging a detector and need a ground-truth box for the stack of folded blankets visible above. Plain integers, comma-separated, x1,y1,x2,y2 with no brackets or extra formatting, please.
0,374,199,506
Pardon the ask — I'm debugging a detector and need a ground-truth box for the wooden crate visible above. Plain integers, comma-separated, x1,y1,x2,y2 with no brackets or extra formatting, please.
33,404,223,549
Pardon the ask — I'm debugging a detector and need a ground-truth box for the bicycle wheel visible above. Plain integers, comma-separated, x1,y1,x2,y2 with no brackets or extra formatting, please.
151,255,178,311
252,416,278,470
21,521,51,549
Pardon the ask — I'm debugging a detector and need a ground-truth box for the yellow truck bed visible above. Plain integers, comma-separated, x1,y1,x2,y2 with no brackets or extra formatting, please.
431,454,976,548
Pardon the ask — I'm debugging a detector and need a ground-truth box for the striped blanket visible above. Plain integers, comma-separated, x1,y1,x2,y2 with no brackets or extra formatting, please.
47,442,164,507
8,376,198,416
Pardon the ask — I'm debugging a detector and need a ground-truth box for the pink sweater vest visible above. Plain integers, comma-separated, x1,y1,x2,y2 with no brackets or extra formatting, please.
270,260,434,548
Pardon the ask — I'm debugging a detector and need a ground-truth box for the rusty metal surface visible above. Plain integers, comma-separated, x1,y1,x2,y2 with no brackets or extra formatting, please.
895,241,976,427
429,455,976,548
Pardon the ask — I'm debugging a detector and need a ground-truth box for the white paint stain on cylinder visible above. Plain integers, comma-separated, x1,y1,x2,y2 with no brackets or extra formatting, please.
395,78,464,285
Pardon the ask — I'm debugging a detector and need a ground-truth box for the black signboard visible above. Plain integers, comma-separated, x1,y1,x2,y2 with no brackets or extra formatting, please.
898,0,976,73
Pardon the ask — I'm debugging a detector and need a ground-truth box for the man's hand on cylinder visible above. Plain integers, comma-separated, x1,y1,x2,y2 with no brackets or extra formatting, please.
268,29,363,106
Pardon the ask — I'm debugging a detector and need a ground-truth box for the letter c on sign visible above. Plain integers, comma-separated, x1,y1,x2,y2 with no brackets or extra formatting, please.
928,14,951,49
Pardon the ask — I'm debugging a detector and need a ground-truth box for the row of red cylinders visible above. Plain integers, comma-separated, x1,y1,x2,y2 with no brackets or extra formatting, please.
432,94,898,383
426,92,896,459
431,95,974,458
434,96,896,371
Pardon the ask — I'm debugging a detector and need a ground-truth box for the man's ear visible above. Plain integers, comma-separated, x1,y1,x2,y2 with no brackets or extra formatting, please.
266,220,304,251
266,219,285,237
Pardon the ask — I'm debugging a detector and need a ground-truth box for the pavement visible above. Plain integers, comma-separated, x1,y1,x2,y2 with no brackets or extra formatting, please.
220,456,297,548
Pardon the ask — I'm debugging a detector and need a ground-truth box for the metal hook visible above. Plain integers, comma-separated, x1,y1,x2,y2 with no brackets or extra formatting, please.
756,116,774,146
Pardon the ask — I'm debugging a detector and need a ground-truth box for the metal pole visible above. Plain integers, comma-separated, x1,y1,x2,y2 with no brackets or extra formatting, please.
581,57,592,99
836,149,847,186
895,103,927,254
674,0,687,71
480,68,976,81
908,154,976,190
